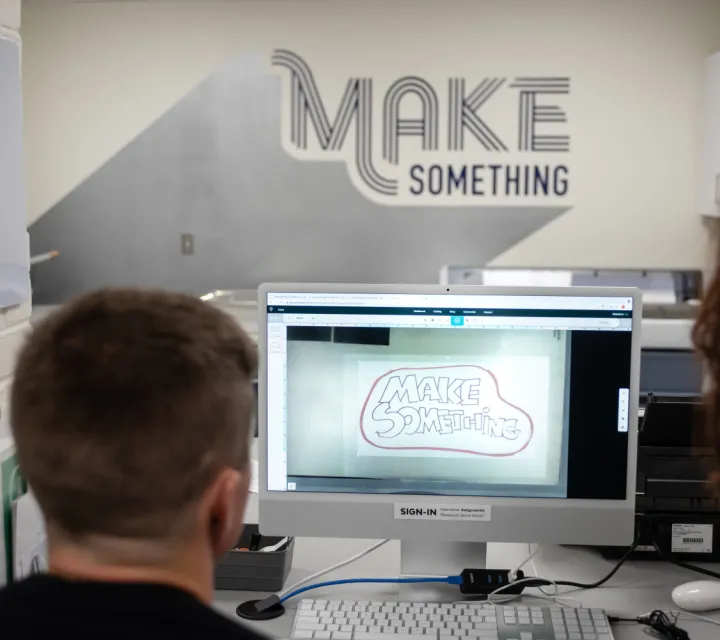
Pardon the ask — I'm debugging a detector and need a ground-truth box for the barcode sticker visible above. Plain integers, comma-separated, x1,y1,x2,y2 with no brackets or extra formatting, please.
672,524,713,554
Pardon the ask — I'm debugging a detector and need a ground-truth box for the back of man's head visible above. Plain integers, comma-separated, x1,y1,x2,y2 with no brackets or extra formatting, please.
10,288,257,549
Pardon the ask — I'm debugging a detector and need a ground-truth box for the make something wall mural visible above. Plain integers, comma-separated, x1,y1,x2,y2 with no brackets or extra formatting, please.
26,0,709,302
273,50,571,204
28,49,568,303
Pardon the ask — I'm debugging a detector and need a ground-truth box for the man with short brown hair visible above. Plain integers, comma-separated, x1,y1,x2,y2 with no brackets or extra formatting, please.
0,288,264,638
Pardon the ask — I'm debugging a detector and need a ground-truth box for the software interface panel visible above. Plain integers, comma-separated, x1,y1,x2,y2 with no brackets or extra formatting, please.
265,293,633,501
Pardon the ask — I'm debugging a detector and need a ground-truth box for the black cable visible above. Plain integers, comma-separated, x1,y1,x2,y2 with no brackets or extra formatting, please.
553,534,640,589
544,525,720,591
652,540,720,580
518,526,641,591
609,611,690,640
482,516,716,601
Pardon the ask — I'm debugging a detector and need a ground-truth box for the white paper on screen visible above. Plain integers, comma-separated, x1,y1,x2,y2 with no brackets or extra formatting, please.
356,357,550,461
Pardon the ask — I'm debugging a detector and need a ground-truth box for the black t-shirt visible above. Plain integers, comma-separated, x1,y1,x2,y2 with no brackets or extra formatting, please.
0,574,267,639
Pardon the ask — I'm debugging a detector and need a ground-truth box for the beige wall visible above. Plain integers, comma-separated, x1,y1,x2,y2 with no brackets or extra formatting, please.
21,0,289,225
0,0,30,436
21,0,720,269
0,0,19,31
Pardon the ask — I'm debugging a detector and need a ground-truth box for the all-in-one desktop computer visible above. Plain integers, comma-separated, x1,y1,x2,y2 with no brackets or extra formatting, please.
253,284,641,639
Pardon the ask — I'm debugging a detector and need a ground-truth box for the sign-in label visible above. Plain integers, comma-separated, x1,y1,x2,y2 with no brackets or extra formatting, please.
394,503,491,522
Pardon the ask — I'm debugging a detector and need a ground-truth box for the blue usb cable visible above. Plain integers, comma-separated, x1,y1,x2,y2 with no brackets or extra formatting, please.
279,576,463,604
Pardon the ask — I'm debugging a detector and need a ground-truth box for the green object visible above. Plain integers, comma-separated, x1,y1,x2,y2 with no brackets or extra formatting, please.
1,450,27,584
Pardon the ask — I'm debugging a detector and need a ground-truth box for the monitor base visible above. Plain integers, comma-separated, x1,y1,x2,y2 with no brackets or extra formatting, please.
400,541,487,577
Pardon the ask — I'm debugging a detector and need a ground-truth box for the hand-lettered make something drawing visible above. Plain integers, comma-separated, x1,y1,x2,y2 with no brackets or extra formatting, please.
360,365,534,457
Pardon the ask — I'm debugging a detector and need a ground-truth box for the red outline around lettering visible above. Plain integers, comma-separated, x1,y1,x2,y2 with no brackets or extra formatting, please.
359,365,534,457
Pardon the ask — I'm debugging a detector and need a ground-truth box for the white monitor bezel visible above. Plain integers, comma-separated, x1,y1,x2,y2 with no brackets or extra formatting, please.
257,283,641,546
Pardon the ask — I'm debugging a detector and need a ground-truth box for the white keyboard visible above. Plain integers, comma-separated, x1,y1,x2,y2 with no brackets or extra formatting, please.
291,600,615,640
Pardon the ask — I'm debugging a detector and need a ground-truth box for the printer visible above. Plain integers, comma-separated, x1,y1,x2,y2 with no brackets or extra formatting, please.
635,271,702,405
624,395,720,562
628,275,716,561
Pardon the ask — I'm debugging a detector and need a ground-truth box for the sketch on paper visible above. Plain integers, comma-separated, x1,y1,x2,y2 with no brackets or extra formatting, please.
359,364,534,457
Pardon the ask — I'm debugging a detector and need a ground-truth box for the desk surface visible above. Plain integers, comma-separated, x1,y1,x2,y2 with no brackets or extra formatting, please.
213,535,720,640
235,448,720,639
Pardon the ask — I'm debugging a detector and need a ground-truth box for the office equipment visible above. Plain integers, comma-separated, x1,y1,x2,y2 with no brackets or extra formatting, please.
289,599,615,640
635,397,713,519
215,523,294,592
438,268,701,302
672,581,720,612
458,569,525,596
595,397,720,563
258,284,641,580
640,307,699,406
638,336,700,405
218,534,720,639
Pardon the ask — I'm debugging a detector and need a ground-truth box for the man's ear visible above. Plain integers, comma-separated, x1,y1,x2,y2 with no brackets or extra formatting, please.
205,467,249,559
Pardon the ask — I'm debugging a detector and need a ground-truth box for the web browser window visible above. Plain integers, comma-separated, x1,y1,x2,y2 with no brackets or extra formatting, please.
265,292,633,500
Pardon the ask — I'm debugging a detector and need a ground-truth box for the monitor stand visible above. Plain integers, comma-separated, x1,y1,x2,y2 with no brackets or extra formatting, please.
398,541,486,602
400,541,487,576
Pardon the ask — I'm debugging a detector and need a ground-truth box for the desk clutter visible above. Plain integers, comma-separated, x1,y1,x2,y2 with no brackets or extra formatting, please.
215,524,294,592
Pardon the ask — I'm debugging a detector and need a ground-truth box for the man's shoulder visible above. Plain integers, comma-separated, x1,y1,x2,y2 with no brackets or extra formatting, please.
0,576,269,639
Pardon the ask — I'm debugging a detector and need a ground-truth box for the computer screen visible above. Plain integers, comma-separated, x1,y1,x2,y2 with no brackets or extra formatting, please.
265,289,634,503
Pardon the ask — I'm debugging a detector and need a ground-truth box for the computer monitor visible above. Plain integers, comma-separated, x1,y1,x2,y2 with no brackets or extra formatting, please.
258,284,640,573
